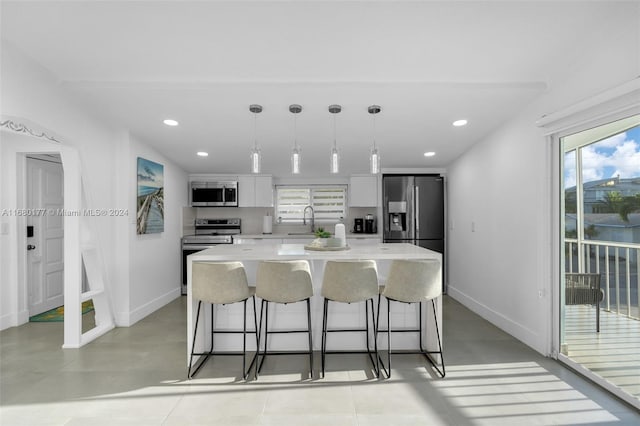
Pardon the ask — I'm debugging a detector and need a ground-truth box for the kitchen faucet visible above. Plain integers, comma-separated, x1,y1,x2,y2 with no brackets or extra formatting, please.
303,205,315,233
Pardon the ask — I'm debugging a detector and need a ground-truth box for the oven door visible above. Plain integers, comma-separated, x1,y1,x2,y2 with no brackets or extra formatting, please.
181,245,212,295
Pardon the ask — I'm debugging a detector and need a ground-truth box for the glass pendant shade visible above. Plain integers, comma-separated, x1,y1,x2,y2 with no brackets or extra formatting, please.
249,104,263,174
250,147,261,174
289,104,303,174
330,147,339,174
370,147,380,174
328,104,341,174
368,105,381,174
291,146,301,174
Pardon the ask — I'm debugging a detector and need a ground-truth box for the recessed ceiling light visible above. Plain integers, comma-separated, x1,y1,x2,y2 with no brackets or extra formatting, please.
196,151,208,157
163,119,179,126
452,119,468,127
424,151,436,157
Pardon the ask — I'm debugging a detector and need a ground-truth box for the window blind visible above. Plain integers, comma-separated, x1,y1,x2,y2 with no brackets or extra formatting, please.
276,186,346,224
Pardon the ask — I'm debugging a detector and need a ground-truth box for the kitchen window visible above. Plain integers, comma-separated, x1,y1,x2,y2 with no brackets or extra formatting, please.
275,185,346,224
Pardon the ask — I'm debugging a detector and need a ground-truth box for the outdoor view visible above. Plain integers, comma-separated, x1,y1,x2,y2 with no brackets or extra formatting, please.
564,123,640,312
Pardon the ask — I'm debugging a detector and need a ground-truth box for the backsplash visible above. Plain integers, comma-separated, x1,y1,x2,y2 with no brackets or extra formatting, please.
181,206,379,235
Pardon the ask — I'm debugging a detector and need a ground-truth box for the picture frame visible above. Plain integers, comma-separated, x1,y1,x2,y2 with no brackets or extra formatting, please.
136,157,164,234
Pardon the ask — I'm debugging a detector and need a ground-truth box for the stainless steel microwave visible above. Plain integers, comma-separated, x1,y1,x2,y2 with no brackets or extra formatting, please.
189,181,238,207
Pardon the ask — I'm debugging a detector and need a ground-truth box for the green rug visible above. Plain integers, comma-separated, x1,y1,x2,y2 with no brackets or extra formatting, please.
29,300,94,322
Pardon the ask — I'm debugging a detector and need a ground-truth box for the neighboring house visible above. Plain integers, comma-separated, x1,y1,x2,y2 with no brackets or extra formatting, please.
566,213,640,244
566,177,640,214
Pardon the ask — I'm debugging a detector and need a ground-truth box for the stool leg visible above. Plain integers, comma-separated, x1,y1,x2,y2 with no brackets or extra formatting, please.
210,302,215,352
242,299,247,379
248,295,259,378
364,298,378,377
368,298,380,378
258,300,269,375
375,294,389,378
321,298,328,378
387,298,392,378
307,298,314,379
365,299,370,351
419,301,424,352
188,301,203,379
255,299,264,379
430,299,445,378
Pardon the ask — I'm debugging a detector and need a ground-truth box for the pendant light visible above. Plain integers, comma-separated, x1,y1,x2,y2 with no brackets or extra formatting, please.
329,104,341,174
290,104,302,174
368,105,381,174
249,104,263,173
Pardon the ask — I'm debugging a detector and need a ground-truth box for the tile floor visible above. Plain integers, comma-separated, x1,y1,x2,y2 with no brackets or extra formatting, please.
1,296,639,425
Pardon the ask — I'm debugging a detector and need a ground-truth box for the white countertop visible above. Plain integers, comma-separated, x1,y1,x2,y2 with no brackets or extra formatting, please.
236,233,381,239
189,242,440,262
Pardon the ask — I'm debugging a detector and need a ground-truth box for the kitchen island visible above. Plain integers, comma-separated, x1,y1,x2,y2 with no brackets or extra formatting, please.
186,242,442,367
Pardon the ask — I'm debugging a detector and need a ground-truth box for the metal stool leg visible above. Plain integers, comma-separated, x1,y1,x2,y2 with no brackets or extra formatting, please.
257,300,269,375
387,298,392,378
242,299,247,379
375,294,390,378
369,298,380,378
242,296,260,380
188,301,202,378
429,299,445,378
321,298,328,377
307,298,314,379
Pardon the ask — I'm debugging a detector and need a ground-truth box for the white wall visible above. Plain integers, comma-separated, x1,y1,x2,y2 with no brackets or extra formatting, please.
447,11,640,355
0,42,187,330
124,134,187,325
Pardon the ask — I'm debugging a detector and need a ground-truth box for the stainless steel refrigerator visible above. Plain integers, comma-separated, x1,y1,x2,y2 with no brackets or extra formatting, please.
383,174,444,254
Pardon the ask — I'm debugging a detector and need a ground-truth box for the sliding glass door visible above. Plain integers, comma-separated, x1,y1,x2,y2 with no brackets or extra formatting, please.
560,116,640,403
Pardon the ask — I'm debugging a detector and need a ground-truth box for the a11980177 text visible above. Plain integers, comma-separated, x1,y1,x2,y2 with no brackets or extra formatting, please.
1,208,128,217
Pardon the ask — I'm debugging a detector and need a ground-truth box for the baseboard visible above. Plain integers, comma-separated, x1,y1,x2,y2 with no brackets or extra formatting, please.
448,285,544,355
0,309,30,330
117,287,181,327
0,313,14,330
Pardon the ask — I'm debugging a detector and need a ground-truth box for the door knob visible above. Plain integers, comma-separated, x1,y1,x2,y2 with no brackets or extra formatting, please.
27,244,36,251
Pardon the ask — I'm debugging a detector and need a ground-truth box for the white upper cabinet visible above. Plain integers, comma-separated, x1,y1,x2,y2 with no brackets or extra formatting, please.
254,175,274,207
349,175,379,207
238,175,273,207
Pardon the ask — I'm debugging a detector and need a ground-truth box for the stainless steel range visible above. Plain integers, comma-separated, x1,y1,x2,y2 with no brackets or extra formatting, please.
181,218,241,295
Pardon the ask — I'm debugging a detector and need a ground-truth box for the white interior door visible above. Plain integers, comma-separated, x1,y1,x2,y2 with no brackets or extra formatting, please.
27,155,64,316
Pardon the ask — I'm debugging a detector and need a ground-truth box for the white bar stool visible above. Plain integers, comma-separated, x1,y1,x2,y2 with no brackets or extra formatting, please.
377,259,445,378
255,260,314,379
320,260,380,378
188,261,258,379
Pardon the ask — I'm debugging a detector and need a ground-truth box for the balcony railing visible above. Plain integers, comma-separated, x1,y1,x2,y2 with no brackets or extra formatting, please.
565,239,639,319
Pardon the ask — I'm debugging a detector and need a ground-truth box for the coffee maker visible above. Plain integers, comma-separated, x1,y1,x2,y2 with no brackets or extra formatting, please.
354,218,364,233
364,214,376,233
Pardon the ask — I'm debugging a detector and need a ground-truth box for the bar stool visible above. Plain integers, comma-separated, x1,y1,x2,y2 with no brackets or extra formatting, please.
320,260,380,378
377,259,445,378
188,261,258,379
255,260,314,379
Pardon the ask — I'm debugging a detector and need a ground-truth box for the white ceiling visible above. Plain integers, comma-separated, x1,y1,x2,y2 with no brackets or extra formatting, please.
1,1,634,176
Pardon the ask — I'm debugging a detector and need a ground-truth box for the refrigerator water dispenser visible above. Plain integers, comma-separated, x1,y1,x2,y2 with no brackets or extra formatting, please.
388,201,407,232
